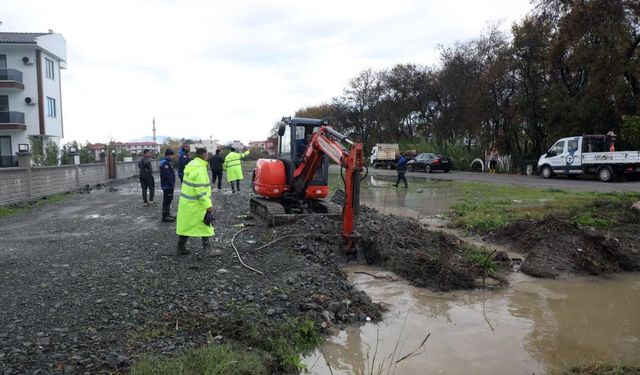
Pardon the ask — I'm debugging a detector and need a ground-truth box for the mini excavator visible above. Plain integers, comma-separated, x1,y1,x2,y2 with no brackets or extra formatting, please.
250,117,365,252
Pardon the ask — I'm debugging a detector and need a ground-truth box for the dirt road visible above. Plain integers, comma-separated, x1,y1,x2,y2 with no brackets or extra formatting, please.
0,182,381,374
330,165,640,193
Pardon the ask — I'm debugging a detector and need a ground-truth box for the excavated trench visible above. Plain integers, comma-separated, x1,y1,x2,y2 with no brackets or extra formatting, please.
295,177,640,374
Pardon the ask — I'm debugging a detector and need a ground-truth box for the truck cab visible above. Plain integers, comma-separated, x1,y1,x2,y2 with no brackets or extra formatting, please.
537,136,582,178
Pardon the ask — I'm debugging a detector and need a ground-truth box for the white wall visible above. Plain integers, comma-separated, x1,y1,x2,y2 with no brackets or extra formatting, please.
41,50,63,139
1,45,39,154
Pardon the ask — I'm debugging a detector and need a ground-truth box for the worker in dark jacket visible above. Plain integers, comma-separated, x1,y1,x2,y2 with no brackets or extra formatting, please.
159,149,177,222
209,149,224,190
394,154,408,188
177,144,191,182
138,149,155,205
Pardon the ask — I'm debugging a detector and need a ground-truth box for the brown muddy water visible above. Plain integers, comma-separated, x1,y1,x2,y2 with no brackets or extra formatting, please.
359,176,457,220
303,269,640,374
305,176,640,374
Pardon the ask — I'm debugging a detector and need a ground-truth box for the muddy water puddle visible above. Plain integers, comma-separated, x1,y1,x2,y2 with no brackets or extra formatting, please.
359,176,457,220
304,269,640,374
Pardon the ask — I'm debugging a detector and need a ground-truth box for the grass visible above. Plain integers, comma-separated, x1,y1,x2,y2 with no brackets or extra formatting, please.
328,172,640,233
561,362,640,375
0,192,73,218
130,343,266,375
129,315,321,374
447,183,640,232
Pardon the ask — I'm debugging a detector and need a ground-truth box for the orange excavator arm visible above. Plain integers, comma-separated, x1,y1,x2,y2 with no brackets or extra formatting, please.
292,125,364,250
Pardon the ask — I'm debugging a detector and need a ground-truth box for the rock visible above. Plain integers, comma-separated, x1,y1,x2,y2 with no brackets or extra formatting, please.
217,268,229,274
493,251,511,262
35,337,50,346
266,308,276,316
632,201,640,213
302,303,320,311
328,302,342,313
321,310,335,322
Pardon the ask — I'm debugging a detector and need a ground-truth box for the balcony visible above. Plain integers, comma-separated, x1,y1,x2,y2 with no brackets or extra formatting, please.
0,155,17,168
0,69,25,90
0,111,26,130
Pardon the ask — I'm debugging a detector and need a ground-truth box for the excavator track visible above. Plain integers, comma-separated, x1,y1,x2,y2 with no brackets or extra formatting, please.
250,196,340,227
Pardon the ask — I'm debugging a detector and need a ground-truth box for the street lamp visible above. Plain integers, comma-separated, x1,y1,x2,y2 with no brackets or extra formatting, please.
18,143,29,152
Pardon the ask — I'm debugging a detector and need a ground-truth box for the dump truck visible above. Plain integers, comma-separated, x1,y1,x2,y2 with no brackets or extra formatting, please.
370,143,399,169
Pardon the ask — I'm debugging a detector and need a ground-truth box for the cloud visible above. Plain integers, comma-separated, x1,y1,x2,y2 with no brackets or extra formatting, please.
1,0,532,144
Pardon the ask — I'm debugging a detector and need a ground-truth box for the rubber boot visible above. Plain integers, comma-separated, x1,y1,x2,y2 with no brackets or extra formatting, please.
177,236,189,255
162,205,175,222
202,237,211,251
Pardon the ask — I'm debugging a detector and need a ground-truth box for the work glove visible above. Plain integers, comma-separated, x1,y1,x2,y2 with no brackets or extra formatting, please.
203,211,215,226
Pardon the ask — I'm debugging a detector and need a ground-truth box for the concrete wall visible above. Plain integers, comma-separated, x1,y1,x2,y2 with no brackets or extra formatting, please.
0,168,29,205
0,160,153,206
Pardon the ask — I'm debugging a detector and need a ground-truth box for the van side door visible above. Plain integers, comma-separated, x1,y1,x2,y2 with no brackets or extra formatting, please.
564,137,582,174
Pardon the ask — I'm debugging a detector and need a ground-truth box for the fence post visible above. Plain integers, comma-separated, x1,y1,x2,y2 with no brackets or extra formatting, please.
16,152,33,198
75,165,80,187
104,154,109,180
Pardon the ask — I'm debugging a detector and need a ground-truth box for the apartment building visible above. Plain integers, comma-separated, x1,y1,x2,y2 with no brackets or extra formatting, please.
0,31,67,167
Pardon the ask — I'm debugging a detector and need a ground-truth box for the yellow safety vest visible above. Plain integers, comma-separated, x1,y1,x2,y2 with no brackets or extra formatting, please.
224,150,250,182
176,157,214,237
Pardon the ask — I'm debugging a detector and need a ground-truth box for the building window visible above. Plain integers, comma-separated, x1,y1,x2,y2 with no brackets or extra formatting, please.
46,97,56,117
45,58,55,80
0,95,8,112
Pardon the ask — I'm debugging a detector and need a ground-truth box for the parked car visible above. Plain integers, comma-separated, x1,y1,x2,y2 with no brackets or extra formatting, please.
407,153,452,173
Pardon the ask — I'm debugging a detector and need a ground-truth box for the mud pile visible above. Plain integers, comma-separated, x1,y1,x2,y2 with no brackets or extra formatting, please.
492,217,640,278
274,204,492,291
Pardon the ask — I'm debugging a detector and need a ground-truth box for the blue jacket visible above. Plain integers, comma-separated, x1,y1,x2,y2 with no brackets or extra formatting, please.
159,157,176,189
396,156,407,172
178,148,190,179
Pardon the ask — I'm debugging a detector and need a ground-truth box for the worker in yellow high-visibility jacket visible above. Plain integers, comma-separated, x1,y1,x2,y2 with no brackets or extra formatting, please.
176,148,214,255
223,147,250,193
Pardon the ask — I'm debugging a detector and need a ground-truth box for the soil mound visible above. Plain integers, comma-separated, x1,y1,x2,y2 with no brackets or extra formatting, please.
492,217,640,278
276,203,496,291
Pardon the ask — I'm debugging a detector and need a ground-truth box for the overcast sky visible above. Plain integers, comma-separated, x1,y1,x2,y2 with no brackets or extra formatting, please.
3,0,533,145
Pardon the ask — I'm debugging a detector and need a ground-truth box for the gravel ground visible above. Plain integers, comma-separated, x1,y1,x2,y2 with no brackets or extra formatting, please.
0,181,383,374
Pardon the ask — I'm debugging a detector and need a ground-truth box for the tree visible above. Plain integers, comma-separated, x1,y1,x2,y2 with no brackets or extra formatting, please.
295,104,335,120
44,139,60,166
60,140,80,165
80,142,96,164
30,136,45,166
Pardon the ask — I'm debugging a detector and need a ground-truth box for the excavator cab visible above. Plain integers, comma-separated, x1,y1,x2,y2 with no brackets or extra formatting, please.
276,117,329,197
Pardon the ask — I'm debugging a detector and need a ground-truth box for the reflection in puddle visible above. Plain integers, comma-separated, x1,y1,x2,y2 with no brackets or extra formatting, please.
360,176,457,219
303,268,640,374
